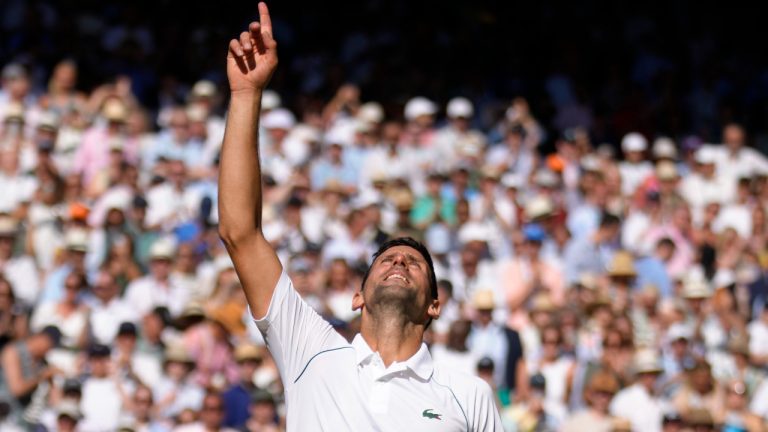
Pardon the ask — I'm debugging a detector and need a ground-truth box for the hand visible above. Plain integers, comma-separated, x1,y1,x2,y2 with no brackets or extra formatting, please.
227,2,278,95
41,366,63,382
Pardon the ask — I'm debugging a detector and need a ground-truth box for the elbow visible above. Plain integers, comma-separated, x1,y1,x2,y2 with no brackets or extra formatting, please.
218,225,258,248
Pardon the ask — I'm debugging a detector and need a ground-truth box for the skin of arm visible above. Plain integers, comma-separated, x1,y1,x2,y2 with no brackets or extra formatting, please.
218,3,282,319
1,344,49,397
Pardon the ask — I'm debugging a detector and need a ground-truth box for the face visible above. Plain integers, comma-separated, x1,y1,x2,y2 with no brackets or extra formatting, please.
200,394,225,428
132,387,153,419
588,389,614,413
150,258,172,280
0,234,13,258
0,279,13,310
89,356,110,378
353,245,439,325
723,125,745,151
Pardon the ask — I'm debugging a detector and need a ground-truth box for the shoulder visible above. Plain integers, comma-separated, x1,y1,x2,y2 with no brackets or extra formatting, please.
433,366,494,400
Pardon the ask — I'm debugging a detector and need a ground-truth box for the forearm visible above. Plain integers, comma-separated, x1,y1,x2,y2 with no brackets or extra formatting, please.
218,91,264,239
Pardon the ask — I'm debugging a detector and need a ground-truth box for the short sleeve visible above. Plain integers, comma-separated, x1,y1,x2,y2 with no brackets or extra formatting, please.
254,271,347,388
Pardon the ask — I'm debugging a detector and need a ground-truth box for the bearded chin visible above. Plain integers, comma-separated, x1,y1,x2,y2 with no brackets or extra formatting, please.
367,283,424,323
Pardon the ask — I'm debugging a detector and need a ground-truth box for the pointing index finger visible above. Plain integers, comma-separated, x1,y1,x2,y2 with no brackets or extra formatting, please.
258,2,273,35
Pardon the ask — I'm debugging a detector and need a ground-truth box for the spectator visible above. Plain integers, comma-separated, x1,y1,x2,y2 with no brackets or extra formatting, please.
0,326,61,423
610,349,666,432
561,369,620,432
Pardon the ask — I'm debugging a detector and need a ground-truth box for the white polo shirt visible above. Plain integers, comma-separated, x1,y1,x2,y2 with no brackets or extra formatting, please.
255,271,502,431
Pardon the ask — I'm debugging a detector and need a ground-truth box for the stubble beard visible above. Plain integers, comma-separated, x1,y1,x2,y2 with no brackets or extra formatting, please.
367,282,424,325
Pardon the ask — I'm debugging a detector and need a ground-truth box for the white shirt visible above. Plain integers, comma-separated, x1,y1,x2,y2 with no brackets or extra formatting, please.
145,183,198,229
749,319,768,358
618,161,653,196
87,297,139,344
80,377,125,431
609,384,663,432
255,271,503,431
173,423,238,432
0,254,40,306
124,275,189,318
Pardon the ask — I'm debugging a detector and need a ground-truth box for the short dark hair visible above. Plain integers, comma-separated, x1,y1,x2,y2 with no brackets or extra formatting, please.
361,237,438,300
599,212,621,228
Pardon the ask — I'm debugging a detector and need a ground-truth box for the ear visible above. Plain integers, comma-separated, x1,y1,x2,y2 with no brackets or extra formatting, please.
427,297,441,321
352,290,365,311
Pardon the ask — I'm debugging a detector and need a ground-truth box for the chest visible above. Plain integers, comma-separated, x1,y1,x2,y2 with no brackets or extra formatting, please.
287,350,469,431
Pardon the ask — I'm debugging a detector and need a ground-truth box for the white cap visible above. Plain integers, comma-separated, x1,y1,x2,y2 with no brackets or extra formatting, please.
404,97,437,121
712,269,735,288
262,90,281,110
287,124,322,144
3,102,25,121
457,222,490,244
622,132,648,152
324,120,356,146
446,97,474,119
102,193,130,212
65,229,89,252
667,322,693,341
149,238,176,260
36,111,59,130
580,155,601,172
501,173,523,189
695,147,718,164
357,102,385,124
261,108,296,130
524,195,554,220
652,137,678,159
352,189,381,209
533,169,559,187
185,104,207,123
191,80,217,98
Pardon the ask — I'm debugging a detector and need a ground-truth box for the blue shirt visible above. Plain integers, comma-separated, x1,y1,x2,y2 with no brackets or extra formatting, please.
222,383,254,428
634,256,673,298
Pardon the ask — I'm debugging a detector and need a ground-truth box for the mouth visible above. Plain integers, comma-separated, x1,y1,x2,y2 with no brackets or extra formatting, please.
384,273,409,284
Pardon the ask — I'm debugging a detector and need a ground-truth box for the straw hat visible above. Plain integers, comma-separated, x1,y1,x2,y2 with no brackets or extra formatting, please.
530,293,556,313
607,251,637,278
164,344,194,364
633,349,663,374
681,276,712,299
234,344,265,363
472,290,495,311
102,98,128,122
0,216,19,237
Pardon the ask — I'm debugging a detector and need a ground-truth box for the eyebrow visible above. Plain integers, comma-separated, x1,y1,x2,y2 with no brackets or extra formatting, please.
380,251,424,263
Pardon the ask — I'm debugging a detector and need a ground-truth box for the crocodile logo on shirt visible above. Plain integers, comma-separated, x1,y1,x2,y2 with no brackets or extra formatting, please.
422,409,442,420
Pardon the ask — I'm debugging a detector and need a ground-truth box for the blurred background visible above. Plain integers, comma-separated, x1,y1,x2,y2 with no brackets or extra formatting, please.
3,1,768,432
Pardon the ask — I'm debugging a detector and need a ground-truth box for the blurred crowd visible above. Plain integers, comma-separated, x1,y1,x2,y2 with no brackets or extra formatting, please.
3,41,768,432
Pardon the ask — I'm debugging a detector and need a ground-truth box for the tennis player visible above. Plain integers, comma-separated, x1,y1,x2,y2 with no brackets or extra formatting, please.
218,4,503,430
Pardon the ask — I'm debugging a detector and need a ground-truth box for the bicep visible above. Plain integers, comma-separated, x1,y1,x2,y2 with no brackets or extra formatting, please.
224,231,282,319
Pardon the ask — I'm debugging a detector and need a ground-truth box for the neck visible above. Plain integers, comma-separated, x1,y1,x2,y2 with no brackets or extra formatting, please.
360,312,423,367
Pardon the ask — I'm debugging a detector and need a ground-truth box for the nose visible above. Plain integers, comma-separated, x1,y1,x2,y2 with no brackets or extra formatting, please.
391,252,407,267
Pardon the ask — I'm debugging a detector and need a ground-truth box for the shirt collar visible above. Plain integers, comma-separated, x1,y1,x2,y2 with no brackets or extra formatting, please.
351,334,434,381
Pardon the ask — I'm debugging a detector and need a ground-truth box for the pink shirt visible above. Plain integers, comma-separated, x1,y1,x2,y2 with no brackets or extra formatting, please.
74,126,139,184
183,324,239,387
499,258,565,330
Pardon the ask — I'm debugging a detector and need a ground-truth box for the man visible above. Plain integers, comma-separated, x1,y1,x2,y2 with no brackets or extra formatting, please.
561,369,620,432
0,215,39,307
563,212,621,284
174,391,239,432
0,326,62,422
124,237,188,317
79,344,127,431
222,344,263,428
218,5,502,430
610,350,665,432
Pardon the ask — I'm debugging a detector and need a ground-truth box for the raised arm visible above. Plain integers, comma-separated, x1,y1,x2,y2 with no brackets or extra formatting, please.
218,2,282,318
